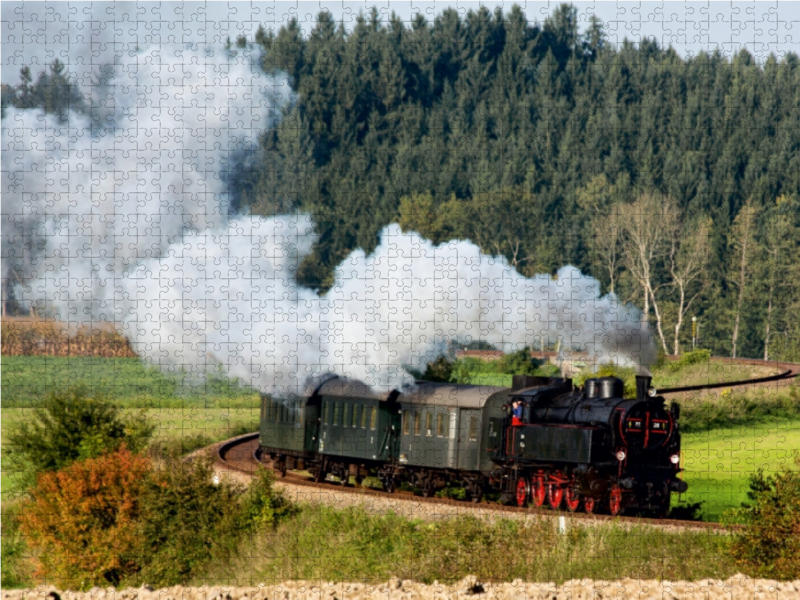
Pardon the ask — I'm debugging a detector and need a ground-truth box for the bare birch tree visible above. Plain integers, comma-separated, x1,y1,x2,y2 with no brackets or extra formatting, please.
729,200,759,359
669,217,710,355
620,192,679,354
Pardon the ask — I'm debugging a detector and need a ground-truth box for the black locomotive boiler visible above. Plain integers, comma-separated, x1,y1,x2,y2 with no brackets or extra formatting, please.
259,374,687,517
492,374,686,516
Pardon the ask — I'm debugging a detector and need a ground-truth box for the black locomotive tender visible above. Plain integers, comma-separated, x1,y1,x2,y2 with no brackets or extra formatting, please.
259,374,687,516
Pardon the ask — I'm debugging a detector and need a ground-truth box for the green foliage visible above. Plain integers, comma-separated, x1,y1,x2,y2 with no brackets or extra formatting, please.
497,347,539,376
729,454,800,579
241,466,296,531
421,355,454,382
1,503,29,589
131,455,244,587
4,386,155,488
670,349,712,372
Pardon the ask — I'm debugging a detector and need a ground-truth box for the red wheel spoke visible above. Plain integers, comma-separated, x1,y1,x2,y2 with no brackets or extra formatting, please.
565,482,581,512
609,484,623,516
515,476,529,507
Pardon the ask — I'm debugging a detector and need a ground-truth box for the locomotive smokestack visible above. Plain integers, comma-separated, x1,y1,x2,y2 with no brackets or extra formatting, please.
636,375,652,401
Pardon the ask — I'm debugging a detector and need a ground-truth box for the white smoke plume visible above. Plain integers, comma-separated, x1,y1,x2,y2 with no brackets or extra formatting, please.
2,44,287,318
3,45,656,397
120,218,656,396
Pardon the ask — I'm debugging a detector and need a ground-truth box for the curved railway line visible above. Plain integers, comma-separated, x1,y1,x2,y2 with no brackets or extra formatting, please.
217,357,799,529
216,357,799,531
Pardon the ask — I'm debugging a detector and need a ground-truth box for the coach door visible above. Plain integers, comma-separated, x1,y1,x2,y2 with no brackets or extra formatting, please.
457,409,481,471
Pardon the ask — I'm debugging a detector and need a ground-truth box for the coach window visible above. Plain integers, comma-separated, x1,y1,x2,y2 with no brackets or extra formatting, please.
343,404,351,428
323,402,330,424
403,410,410,435
279,403,285,423
414,412,421,436
352,404,360,428
468,416,479,442
361,404,368,428
370,407,378,430
436,413,445,437
425,412,433,437
333,402,341,426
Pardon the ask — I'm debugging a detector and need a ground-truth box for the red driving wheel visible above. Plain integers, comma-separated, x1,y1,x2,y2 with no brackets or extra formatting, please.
531,473,547,508
583,496,597,514
609,484,624,516
564,481,581,513
515,476,530,507
548,480,564,510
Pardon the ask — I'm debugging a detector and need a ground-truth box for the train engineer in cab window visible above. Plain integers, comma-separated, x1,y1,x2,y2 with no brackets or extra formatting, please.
512,400,524,426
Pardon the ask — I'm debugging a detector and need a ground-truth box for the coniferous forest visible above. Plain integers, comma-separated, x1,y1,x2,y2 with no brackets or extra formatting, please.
3,4,800,361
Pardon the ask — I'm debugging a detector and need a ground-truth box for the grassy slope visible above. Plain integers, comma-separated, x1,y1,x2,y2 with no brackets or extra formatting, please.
203,507,735,586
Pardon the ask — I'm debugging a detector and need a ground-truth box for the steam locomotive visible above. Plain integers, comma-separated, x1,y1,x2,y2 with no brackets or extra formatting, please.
259,374,686,516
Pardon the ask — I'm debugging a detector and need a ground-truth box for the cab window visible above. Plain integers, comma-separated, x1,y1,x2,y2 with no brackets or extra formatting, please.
361,404,368,428
323,402,330,424
402,410,410,435
352,404,360,428
333,402,341,426
343,404,351,428
425,412,433,437
370,407,378,430
413,412,421,436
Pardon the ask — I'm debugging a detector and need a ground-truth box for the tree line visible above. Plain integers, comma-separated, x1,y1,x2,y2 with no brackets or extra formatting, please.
3,4,799,361
246,3,800,361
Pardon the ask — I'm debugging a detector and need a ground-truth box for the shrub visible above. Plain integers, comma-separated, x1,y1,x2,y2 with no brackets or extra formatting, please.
132,454,243,587
670,348,712,372
729,454,800,579
5,386,154,488
241,466,296,531
1,503,30,589
18,447,151,589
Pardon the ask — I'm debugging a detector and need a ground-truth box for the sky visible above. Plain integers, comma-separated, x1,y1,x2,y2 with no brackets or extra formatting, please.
3,1,800,85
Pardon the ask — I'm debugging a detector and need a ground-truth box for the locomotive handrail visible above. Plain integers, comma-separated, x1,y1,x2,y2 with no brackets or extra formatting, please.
656,369,798,395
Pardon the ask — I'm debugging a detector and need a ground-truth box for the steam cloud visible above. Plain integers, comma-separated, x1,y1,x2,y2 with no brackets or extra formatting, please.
2,45,655,397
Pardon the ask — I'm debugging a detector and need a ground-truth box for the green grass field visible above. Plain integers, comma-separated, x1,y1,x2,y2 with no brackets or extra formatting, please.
679,419,800,521
1,356,259,408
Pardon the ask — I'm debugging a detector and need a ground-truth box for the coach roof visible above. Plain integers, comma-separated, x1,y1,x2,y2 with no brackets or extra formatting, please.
313,377,507,409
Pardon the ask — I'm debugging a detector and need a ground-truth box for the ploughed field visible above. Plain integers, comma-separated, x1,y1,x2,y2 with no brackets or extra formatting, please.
2,354,798,521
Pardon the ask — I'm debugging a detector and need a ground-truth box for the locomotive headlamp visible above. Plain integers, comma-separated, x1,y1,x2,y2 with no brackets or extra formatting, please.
670,454,680,464
647,388,657,398
616,450,627,462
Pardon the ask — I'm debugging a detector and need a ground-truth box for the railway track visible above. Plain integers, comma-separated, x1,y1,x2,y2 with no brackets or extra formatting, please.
217,433,729,531
217,357,799,532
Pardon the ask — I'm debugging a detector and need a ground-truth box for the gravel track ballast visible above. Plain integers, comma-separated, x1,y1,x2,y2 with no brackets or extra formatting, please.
5,575,800,600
